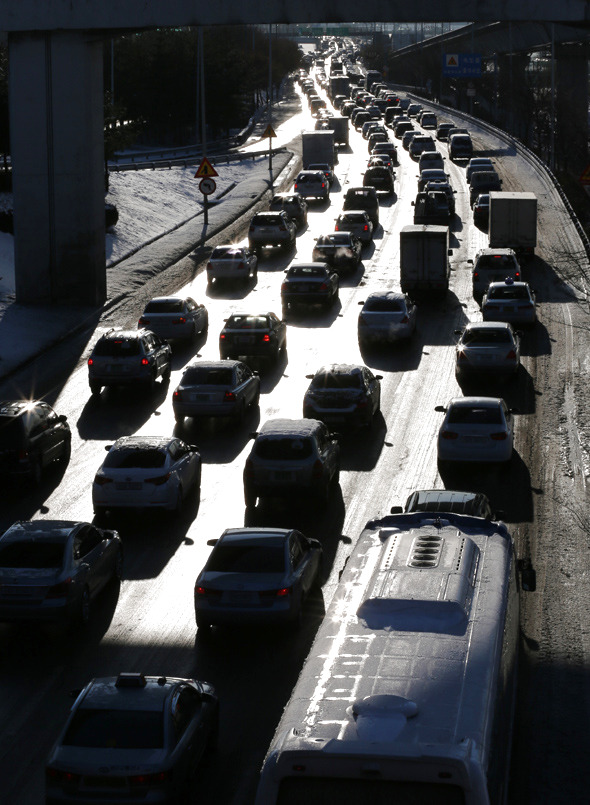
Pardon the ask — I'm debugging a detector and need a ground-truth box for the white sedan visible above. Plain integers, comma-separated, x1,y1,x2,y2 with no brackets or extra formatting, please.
435,397,517,467
92,436,201,518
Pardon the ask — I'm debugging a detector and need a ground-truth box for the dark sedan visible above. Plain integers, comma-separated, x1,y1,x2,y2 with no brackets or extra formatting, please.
281,263,339,317
311,232,362,274
219,312,287,365
0,520,122,627
303,364,382,429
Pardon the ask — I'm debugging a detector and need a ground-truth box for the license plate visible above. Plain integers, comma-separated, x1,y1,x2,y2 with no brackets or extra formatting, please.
0,586,37,597
464,435,487,443
191,393,210,402
84,776,126,789
229,591,255,603
108,364,124,373
274,470,292,481
116,482,142,491
238,336,255,344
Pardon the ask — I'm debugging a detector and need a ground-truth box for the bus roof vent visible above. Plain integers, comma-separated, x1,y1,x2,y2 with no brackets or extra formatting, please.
357,528,480,633
350,694,418,742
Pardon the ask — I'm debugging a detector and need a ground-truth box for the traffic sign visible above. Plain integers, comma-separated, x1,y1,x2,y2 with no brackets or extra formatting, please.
262,124,277,139
443,53,481,78
580,164,590,185
195,157,218,178
199,177,216,196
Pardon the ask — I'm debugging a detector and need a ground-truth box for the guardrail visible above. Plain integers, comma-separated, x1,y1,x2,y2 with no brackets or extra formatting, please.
108,146,288,173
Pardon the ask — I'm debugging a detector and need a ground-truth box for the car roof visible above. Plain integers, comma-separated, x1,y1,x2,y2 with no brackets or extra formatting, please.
486,281,530,290
220,527,293,544
184,359,241,371
447,396,505,408
80,675,183,711
99,329,142,340
475,247,516,257
145,296,186,304
258,418,325,437
1,520,79,543
0,400,49,417
313,363,364,376
464,320,514,331
339,210,369,218
365,290,406,303
111,436,173,450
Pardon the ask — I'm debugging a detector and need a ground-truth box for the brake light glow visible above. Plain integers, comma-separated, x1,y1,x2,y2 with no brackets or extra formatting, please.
87,358,94,366
94,475,113,486
490,432,508,440
441,430,458,439
224,391,236,402
364,225,369,231
319,282,328,291
138,317,148,326
263,334,270,342
46,578,74,598
46,768,80,784
145,473,171,485
173,317,186,324
195,585,222,597
129,771,171,787
220,334,226,340
173,390,181,399
276,587,291,598
141,358,150,366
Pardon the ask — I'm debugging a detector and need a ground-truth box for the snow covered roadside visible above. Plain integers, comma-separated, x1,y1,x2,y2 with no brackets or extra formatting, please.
0,150,294,381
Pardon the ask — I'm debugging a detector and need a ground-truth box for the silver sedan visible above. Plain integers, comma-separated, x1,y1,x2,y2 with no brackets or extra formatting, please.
173,359,260,424
435,396,517,466
455,321,520,379
137,296,208,342
482,279,536,326
358,291,417,345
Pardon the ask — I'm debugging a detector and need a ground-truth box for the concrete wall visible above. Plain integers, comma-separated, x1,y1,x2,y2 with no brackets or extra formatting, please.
0,0,589,27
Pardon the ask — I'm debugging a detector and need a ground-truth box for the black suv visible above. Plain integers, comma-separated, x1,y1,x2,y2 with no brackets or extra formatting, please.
0,400,71,483
268,193,308,230
87,328,172,396
363,166,394,195
343,186,379,226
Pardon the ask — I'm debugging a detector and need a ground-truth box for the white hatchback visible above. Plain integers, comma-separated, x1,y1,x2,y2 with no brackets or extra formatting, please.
435,397,517,466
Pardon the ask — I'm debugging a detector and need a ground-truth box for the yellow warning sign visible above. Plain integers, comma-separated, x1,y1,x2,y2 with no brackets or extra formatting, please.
580,164,590,185
195,157,218,178
446,54,458,67
262,124,277,139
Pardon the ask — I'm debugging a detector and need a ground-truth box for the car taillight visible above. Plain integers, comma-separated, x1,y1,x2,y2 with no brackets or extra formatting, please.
238,261,246,270
400,315,409,323
46,767,80,785
141,357,150,366
457,350,468,362
491,432,508,440
312,459,323,478
195,585,222,598
473,271,479,279
334,224,340,230
319,282,328,291
145,472,171,485
294,184,299,190
206,262,212,271
94,475,113,486
321,182,325,188
173,390,181,399
441,430,458,439
87,358,94,366
138,317,148,326
278,224,286,231
129,771,171,787
249,224,255,231
262,334,270,342
173,317,186,324
364,225,368,231
356,400,368,409
224,391,236,402
46,578,73,598
281,282,288,292
506,350,517,360
220,333,226,340
515,272,521,279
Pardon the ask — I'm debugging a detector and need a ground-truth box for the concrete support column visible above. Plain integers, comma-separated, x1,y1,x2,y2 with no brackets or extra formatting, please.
555,42,589,173
9,31,105,305
497,53,529,139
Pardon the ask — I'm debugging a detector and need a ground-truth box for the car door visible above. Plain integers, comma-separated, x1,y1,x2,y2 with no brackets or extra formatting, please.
27,406,53,467
501,402,515,448
75,526,110,596
362,368,379,414
238,364,255,406
289,531,316,599
169,440,196,491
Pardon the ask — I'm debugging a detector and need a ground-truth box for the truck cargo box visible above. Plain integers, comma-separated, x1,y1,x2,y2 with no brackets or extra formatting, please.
301,130,335,170
400,225,451,295
488,191,537,259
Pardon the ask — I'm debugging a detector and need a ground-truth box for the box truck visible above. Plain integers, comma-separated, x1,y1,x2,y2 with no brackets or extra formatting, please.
400,225,452,295
488,191,537,260
301,130,335,170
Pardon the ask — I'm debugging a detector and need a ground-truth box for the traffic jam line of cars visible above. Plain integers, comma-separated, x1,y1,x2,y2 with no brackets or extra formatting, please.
0,47,541,803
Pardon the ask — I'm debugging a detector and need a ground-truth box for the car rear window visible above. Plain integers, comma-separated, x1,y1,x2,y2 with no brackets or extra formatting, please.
93,338,141,357
0,416,25,448
182,367,234,385
487,286,529,299
255,437,314,460
288,267,326,278
225,316,269,329
252,215,282,225
63,709,164,749
0,541,65,569
462,329,512,344
144,300,183,314
104,448,166,469
448,406,503,425
207,543,285,573
476,255,517,270
211,246,243,259
311,373,362,390
365,297,404,312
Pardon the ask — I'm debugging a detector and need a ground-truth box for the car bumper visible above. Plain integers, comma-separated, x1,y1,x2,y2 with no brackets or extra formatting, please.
173,401,240,418
46,784,174,804
88,370,153,386
282,293,331,306
438,439,512,464
359,324,414,342
456,362,519,377
141,323,194,341
93,485,177,510
0,599,76,624
482,309,536,326
195,599,295,626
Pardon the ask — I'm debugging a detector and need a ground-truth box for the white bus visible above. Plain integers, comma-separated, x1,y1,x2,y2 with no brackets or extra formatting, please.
256,511,521,805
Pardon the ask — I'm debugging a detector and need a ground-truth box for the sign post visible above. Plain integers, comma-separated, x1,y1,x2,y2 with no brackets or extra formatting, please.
262,123,276,191
194,157,219,226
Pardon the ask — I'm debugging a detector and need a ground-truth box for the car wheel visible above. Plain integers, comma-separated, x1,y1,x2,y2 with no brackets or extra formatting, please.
244,486,257,509
114,548,124,582
77,588,91,628
89,381,101,396
174,411,184,425
30,457,42,485
251,388,261,409
162,365,171,383
196,614,212,636
173,486,183,515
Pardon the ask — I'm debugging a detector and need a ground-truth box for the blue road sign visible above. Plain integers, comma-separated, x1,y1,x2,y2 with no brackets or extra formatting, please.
443,53,482,78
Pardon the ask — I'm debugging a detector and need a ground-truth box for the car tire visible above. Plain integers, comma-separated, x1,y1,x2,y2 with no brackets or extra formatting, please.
162,365,171,383
174,411,184,425
244,487,257,509
30,457,42,485
173,486,183,515
251,388,261,409
77,587,91,628
93,507,108,525
89,381,101,396
114,548,124,583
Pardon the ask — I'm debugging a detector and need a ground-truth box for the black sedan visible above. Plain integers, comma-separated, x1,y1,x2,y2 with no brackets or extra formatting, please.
219,312,287,365
0,520,122,627
303,363,382,429
281,263,339,317
311,232,362,274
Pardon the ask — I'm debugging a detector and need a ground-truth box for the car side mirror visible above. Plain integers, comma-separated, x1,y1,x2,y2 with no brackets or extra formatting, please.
105,444,112,452
375,375,383,380
434,405,446,413
58,414,68,423
358,300,365,305
510,407,521,415
411,201,415,206
305,374,314,379
390,505,403,514
467,259,473,264
206,538,219,547
249,432,258,439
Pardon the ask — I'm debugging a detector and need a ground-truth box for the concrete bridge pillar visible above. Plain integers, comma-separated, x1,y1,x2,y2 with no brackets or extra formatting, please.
497,53,530,140
555,42,589,173
8,31,105,305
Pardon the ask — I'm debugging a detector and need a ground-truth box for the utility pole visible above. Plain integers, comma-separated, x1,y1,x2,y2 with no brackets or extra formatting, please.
268,23,273,188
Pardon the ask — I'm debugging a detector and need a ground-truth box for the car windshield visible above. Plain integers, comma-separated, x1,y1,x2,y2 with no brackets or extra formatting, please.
340,214,365,224
487,286,530,300
63,709,164,749
462,329,512,345
143,300,183,313
288,267,326,278
364,297,404,312
225,316,269,329
255,437,313,460
447,406,503,425
211,246,243,259
310,373,362,390
93,338,141,357
253,215,282,225
104,448,167,469
207,542,285,573
182,367,234,385
0,541,65,569
0,416,25,448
